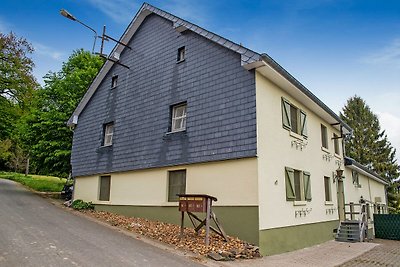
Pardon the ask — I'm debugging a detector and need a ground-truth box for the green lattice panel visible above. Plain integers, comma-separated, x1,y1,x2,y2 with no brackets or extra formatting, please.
374,214,400,240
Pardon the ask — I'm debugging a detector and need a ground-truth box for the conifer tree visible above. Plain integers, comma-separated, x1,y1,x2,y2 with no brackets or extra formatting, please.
340,95,400,213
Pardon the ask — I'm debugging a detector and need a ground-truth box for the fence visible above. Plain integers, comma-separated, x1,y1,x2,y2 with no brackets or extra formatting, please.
373,214,400,240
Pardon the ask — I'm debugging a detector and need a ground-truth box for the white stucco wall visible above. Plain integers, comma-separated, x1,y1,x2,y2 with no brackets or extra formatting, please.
74,157,258,206
343,167,387,205
256,71,343,230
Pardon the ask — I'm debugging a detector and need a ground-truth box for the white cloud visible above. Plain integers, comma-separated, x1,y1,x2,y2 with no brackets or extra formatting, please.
363,38,400,67
86,0,139,24
377,111,400,163
33,42,65,61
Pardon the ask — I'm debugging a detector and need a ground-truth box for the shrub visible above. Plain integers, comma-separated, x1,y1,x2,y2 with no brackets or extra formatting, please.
71,199,94,210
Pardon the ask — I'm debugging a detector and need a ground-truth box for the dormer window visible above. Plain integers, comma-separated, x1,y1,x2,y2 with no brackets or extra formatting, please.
177,46,185,62
111,75,118,89
103,122,114,146
171,103,187,132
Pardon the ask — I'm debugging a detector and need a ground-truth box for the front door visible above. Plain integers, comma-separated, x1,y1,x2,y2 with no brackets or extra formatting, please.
337,179,345,221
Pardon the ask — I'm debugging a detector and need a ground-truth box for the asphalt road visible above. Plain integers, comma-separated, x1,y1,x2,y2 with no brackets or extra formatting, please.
0,179,204,267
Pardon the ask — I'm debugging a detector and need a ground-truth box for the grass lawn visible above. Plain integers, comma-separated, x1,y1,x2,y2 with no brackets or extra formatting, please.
0,172,67,192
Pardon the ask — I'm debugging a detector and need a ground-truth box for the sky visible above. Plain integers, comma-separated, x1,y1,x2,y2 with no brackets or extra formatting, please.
1,0,400,162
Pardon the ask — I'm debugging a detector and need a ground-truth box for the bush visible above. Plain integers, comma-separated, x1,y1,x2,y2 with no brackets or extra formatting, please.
71,199,94,210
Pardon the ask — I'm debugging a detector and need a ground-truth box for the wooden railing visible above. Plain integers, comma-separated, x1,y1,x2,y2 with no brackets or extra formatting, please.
343,200,388,241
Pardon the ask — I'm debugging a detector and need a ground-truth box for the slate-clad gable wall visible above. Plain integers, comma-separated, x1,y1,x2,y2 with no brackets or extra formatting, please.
71,14,257,176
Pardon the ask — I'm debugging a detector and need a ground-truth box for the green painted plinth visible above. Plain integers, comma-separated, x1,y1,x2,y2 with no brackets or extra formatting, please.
259,220,339,255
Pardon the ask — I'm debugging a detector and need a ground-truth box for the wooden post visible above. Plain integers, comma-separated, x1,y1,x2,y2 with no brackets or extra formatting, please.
205,198,211,246
180,211,184,238
350,202,354,220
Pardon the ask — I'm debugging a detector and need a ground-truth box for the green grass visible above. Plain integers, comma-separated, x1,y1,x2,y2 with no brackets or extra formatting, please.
0,172,67,192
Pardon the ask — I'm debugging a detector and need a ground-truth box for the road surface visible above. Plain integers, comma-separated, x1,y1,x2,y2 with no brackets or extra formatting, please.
0,179,204,267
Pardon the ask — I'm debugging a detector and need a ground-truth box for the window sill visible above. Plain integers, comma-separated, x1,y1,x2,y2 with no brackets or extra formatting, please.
176,59,185,64
293,201,307,206
321,146,329,153
325,201,334,206
165,129,186,135
101,144,113,147
334,153,341,159
97,200,111,204
111,86,118,90
289,131,304,140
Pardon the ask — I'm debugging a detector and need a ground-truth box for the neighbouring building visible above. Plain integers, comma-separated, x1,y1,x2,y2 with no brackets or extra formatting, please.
68,3,388,255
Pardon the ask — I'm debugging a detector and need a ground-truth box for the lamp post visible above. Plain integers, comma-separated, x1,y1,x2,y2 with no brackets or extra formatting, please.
60,9,98,54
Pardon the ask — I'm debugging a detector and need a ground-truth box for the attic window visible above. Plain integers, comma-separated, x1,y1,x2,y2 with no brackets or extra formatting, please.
177,46,185,62
111,75,118,89
103,122,114,146
171,103,187,132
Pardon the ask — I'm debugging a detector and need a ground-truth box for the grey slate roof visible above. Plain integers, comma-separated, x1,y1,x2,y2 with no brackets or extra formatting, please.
67,2,351,134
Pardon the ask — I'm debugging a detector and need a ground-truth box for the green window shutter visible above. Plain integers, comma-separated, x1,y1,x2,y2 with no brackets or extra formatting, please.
285,167,295,201
282,98,291,130
300,110,307,137
303,172,312,201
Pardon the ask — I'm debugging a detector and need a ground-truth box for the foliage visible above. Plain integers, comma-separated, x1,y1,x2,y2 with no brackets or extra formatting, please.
340,96,400,213
21,49,104,177
0,172,66,192
0,32,37,171
71,199,94,210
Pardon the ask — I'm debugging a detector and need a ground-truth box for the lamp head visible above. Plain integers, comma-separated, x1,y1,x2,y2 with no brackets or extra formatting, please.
60,9,77,21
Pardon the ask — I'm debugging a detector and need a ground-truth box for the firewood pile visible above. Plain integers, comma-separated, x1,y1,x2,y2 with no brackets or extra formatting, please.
79,210,261,261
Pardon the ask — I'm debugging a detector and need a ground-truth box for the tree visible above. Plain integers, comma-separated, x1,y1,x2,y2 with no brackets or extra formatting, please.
0,32,36,107
0,32,37,170
22,49,103,177
340,95,400,213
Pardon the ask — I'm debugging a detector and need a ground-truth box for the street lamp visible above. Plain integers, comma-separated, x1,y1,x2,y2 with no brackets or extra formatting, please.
60,9,98,54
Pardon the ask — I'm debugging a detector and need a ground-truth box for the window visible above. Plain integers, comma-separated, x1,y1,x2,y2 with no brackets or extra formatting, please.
99,175,111,201
324,176,332,201
177,46,185,62
282,98,307,137
168,170,186,202
171,103,187,132
111,75,118,88
333,133,340,155
321,124,328,149
103,123,114,146
352,170,360,187
285,167,311,202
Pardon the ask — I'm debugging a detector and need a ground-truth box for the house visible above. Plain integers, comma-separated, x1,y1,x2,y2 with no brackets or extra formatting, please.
68,3,388,255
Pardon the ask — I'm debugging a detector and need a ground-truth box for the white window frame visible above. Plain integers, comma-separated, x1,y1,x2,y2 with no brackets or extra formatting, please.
168,170,186,202
171,103,187,132
103,123,114,146
111,75,118,88
324,176,332,202
333,133,340,155
321,124,328,149
177,46,185,62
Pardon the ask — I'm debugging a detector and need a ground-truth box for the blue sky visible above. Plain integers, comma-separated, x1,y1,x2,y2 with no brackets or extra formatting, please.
1,0,400,162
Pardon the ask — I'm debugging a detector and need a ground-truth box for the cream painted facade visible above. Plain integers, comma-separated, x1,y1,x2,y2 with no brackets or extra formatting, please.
74,157,258,207
256,71,344,231
343,167,387,205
